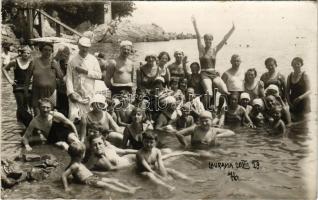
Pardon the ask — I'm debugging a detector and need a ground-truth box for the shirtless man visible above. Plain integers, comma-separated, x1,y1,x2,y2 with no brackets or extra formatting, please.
105,40,134,96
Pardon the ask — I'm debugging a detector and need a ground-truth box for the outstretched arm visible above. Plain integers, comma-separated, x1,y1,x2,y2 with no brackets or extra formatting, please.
215,22,235,53
191,16,205,56
2,62,15,85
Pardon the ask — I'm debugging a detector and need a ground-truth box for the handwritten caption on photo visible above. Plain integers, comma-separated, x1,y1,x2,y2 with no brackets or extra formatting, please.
208,160,260,181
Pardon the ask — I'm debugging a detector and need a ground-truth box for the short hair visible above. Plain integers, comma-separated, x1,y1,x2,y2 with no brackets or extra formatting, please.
231,54,240,62
190,62,200,69
130,107,147,123
142,130,158,141
38,98,53,108
68,142,86,158
291,57,303,66
229,92,240,100
158,51,170,62
203,34,214,40
264,57,277,66
244,68,257,80
174,51,184,57
88,131,104,145
39,42,54,52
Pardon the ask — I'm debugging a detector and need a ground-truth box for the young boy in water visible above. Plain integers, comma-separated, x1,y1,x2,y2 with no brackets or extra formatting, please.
249,98,265,128
61,142,140,194
176,103,194,130
136,131,198,191
175,111,235,149
267,106,286,135
116,90,135,127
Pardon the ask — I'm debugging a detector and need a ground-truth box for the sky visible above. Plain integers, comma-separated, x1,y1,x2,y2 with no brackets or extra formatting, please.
128,1,317,36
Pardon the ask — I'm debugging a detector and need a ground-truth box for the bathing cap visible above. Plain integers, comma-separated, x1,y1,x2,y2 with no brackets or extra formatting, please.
199,111,213,120
120,40,133,47
240,92,251,101
252,98,264,108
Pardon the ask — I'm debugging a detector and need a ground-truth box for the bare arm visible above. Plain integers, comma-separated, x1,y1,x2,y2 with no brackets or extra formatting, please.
215,23,235,53
53,112,79,137
191,16,205,56
62,164,75,191
79,115,87,142
105,60,116,88
136,152,157,174
122,127,129,148
24,61,34,96
107,112,121,133
157,150,168,177
2,61,15,85
215,128,235,137
52,60,64,80
22,121,35,151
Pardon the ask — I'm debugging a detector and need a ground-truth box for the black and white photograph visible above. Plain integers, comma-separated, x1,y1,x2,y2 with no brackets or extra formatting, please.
1,1,317,199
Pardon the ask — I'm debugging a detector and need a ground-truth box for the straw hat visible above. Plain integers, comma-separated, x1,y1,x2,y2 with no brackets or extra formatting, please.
78,37,91,47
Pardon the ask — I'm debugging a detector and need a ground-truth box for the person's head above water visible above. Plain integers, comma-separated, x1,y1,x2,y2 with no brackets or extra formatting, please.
199,111,213,130
142,130,158,150
68,142,86,160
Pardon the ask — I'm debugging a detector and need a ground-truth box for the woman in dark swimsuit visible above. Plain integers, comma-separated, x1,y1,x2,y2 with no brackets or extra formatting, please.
191,16,235,97
2,46,33,126
137,54,160,92
260,57,287,101
286,57,311,121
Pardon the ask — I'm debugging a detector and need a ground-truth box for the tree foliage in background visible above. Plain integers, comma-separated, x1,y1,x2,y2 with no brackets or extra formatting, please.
111,1,136,20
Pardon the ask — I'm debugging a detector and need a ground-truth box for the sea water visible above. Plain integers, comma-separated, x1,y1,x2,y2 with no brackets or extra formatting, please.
1,38,317,199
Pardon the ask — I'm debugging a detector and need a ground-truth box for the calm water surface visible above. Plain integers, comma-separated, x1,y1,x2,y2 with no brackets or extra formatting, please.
1,39,317,199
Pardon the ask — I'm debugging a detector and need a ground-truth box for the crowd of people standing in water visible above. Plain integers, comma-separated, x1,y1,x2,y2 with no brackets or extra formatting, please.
1,16,311,193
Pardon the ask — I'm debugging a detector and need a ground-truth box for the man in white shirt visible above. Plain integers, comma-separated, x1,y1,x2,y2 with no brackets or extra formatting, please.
66,37,102,122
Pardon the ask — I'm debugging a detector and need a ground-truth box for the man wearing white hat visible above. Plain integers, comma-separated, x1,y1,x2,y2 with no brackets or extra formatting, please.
105,40,134,96
66,37,102,122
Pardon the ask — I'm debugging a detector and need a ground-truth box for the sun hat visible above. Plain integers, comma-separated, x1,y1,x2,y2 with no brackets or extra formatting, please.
78,37,91,47
252,98,264,108
240,92,251,101
265,84,279,95
120,40,133,47
90,94,107,109
199,111,213,120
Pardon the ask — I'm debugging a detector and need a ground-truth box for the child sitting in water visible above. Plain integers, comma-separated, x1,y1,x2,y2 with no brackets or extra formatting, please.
220,92,255,128
175,111,235,149
176,103,194,130
249,98,265,128
122,108,153,149
116,90,135,127
61,142,140,194
86,129,137,171
240,92,252,115
266,106,286,135
136,131,199,191
188,62,204,94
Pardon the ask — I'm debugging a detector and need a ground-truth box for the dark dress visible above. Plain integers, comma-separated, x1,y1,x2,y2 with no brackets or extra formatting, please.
287,72,311,115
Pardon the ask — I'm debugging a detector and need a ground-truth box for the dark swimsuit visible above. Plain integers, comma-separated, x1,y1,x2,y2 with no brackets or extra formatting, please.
288,72,311,115
199,56,220,80
139,65,160,90
126,125,144,150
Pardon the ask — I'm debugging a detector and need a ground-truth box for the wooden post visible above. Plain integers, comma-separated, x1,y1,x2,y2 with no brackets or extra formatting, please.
104,1,112,24
26,8,34,41
38,10,43,37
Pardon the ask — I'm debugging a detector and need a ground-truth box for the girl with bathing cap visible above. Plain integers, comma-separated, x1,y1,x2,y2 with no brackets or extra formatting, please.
240,92,252,115
249,98,265,128
2,46,33,126
191,15,235,97
79,94,123,146
175,111,235,149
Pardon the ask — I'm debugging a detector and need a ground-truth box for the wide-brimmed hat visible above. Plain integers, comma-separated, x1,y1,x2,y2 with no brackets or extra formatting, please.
90,94,107,109
78,37,91,47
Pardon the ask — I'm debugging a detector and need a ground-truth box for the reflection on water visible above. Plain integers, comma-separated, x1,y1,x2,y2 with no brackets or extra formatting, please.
1,40,317,199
